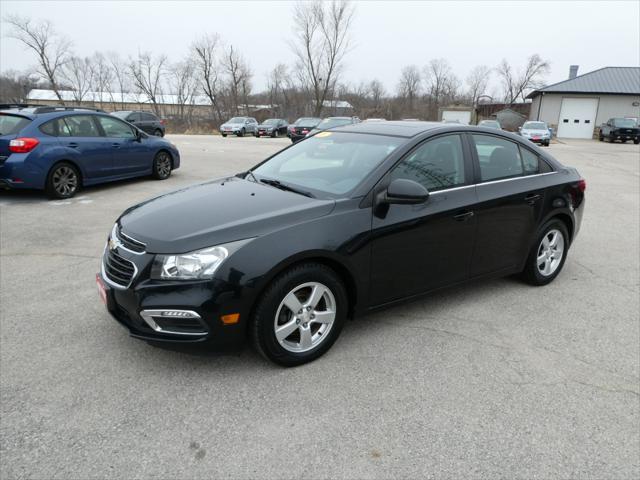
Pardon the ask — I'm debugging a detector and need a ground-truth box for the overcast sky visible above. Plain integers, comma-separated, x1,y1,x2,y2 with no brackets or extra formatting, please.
1,0,638,95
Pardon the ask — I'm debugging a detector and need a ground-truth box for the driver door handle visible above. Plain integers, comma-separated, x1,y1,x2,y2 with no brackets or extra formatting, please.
67,142,78,148
453,210,474,221
525,194,541,204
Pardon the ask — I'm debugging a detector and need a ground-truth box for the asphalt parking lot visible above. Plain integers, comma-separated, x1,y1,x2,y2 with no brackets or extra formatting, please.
1,135,638,479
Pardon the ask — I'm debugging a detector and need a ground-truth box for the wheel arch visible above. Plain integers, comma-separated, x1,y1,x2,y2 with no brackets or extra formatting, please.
247,252,360,331
46,158,85,187
156,148,174,168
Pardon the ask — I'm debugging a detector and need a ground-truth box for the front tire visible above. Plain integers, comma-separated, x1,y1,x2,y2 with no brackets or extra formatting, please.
237,128,245,137
153,129,163,137
46,162,80,199
521,220,569,286
221,133,227,137
251,263,348,366
634,139,639,145
152,151,172,180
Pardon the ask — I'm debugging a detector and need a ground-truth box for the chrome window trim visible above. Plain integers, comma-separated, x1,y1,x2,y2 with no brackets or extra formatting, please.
139,309,207,336
429,171,558,195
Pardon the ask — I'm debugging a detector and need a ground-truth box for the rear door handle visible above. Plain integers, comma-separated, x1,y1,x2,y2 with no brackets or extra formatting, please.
453,210,474,221
525,194,541,204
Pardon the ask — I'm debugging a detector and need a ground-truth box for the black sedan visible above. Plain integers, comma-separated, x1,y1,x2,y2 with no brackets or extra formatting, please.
288,117,321,142
255,118,288,138
97,122,585,366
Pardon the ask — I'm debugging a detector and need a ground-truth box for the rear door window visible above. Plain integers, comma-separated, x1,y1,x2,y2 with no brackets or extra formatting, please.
96,116,136,139
472,134,524,182
141,113,156,122
0,114,31,136
63,115,101,137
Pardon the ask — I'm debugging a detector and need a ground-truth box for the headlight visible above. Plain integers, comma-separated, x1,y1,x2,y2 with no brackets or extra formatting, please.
151,239,252,280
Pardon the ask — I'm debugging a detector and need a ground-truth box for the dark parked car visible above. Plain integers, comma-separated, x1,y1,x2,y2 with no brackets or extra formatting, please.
308,116,361,136
0,106,180,198
599,118,639,143
288,117,321,143
220,117,258,137
97,121,585,366
111,110,166,137
256,119,288,138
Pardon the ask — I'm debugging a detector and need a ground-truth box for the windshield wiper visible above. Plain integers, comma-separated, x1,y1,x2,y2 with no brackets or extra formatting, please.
259,178,315,198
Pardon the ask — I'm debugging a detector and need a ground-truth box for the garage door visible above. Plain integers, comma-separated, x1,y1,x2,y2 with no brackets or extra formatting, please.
557,98,599,138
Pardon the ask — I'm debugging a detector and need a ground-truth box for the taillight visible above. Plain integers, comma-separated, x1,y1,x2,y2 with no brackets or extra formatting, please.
160,119,167,125
577,179,586,192
9,137,40,153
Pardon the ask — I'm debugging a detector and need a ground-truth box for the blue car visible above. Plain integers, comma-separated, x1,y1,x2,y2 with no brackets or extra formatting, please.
0,106,180,199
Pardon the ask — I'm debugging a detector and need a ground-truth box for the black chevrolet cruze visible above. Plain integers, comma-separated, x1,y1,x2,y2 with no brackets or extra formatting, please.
97,122,585,366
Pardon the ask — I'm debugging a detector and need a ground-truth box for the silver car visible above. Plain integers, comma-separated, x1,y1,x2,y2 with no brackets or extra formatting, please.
220,117,258,137
519,121,551,147
478,120,502,130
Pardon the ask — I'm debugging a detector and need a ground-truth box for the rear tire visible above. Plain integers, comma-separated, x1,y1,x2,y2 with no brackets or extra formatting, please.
251,263,348,366
152,151,172,180
634,139,639,145
521,219,569,286
608,135,615,143
46,162,80,199
598,132,603,141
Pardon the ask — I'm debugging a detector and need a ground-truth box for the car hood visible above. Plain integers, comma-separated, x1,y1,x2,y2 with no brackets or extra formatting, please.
118,176,335,254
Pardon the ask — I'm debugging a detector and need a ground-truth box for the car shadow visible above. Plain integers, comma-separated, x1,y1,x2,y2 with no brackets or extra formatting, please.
135,275,517,369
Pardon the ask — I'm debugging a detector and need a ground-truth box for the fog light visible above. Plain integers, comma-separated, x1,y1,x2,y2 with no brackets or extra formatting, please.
220,313,240,325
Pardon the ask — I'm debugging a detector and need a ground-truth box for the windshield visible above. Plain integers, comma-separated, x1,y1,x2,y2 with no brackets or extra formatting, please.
228,117,246,123
0,114,31,136
110,111,130,119
295,117,321,126
317,118,352,130
523,122,547,130
261,119,278,125
613,118,637,128
252,132,403,198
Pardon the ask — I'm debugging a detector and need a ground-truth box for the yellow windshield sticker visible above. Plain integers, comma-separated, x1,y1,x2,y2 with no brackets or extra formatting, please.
316,131,332,138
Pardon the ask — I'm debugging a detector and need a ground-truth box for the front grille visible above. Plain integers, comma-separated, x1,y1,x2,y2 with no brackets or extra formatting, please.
104,249,136,287
117,226,146,253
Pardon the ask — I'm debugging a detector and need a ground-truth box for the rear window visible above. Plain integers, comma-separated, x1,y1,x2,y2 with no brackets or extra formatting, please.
0,114,31,136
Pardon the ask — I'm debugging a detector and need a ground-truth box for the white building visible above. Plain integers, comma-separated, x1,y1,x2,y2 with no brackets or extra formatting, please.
527,66,640,139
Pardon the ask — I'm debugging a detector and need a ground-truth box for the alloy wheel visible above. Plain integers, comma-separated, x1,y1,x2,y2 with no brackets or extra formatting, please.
52,166,78,197
536,229,565,277
274,282,336,353
156,153,171,177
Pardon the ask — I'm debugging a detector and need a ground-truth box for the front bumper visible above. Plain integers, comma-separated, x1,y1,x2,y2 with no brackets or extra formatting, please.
97,244,249,350
610,130,639,141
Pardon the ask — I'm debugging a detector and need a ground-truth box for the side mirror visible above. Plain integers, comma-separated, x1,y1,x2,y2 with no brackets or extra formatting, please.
518,126,522,131
382,179,429,205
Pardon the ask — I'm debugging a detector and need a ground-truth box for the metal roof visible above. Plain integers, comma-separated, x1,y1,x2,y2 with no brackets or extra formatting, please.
527,67,640,98
27,89,212,106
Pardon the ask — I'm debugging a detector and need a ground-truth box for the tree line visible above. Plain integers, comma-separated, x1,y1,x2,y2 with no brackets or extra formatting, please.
1,1,550,128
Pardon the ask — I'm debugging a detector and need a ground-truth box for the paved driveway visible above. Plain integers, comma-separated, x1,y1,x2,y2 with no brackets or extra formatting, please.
1,136,638,479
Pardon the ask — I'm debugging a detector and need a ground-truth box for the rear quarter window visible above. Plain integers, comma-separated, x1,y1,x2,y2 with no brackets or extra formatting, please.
0,114,31,136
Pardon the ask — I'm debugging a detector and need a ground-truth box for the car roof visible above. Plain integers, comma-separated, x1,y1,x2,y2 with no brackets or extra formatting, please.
329,120,452,138
0,106,104,120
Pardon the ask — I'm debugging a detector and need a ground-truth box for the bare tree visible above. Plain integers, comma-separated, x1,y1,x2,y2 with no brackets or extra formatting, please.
169,60,199,122
107,52,131,107
497,54,550,105
396,65,421,116
369,79,385,111
5,15,72,104
424,58,460,118
267,63,291,116
128,52,167,115
62,56,94,103
222,45,251,115
191,33,223,122
292,0,354,116
91,52,114,105
465,65,491,105
0,70,40,103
